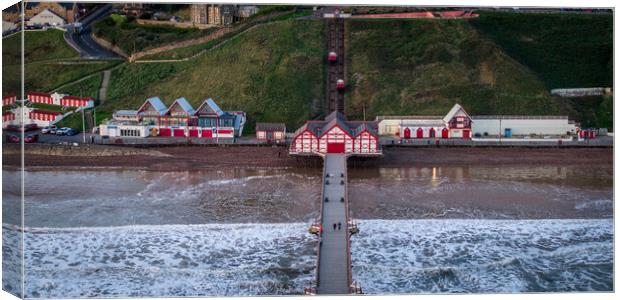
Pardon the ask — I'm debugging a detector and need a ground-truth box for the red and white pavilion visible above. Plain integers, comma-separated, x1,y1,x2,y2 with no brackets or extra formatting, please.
290,111,381,156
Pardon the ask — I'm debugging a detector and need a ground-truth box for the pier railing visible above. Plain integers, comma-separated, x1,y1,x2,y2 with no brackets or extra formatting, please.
342,156,353,290
314,157,328,287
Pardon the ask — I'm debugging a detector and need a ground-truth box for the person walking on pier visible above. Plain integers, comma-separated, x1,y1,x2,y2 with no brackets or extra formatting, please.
338,222,342,230
333,223,337,230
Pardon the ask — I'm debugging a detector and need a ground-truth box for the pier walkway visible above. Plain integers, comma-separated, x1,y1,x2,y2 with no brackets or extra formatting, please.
316,153,351,294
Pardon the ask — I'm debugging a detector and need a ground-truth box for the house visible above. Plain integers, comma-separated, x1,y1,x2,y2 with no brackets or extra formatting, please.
26,2,77,23
27,8,66,26
121,3,150,17
159,97,196,127
238,5,259,18
195,98,246,137
256,123,286,142
137,96,167,125
190,4,237,26
290,111,380,155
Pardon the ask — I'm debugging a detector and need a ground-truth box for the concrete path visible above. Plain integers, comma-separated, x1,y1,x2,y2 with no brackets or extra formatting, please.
317,153,350,294
98,70,111,103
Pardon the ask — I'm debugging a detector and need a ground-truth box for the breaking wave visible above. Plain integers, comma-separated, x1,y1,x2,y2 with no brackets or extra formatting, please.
2,219,613,297
351,219,613,294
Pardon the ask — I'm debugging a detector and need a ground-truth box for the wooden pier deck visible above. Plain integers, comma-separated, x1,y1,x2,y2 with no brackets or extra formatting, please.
316,153,351,294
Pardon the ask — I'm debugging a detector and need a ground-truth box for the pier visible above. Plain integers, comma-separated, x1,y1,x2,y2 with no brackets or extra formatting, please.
316,154,351,294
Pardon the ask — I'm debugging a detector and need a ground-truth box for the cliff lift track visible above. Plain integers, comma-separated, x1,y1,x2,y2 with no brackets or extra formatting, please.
326,18,345,114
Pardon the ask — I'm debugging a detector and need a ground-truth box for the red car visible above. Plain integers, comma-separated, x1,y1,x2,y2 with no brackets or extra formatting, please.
24,124,38,131
24,134,39,143
4,124,38,132
5,135,20,143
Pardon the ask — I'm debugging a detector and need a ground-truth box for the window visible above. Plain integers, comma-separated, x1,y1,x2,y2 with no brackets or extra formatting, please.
120,129,140,137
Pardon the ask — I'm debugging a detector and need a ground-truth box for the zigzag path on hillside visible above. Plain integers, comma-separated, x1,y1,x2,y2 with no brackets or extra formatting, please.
128,10,294,62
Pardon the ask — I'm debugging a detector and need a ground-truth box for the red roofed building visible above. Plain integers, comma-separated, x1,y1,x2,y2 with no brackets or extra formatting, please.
61,95,94,107
290,111,380,156
3,111,15,122
27,91,93,107
3,95,17,107
29,109,62,122
27,91,53,105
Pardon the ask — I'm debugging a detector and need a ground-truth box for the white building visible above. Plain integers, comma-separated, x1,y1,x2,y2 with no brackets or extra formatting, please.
471,116,578,137
3,21,17,34
27,8,66,26
377,103,579,139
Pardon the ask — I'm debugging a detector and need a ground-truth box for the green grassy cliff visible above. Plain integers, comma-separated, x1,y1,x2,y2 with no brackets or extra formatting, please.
103,20,325,132
345,12,612,129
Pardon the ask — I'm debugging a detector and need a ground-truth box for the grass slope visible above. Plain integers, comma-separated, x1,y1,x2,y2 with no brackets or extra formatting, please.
93,14,217,55
472,12,613,89
2,60,119,95
345,19,562,120
2,29,119,95
3,29,77,64
104,20,325,133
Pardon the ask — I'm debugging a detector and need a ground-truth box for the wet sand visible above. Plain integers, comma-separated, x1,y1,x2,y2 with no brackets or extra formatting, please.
2,146,613,171
2,146,613,223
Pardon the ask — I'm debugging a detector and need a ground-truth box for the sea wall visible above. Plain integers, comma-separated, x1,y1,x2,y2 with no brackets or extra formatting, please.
3,143,170,157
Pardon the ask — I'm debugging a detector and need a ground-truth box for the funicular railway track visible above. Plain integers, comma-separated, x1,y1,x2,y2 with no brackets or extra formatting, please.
326,18,345,114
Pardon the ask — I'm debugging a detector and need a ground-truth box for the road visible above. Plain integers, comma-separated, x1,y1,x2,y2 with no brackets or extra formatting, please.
64,4,118,59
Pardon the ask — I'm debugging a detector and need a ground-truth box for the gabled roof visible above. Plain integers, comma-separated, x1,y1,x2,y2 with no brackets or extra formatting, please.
114,110,139,117
196,98,225,117
256,123,286,131
167,97,196,116
62,95,93,101
33,8,66,21
31,109,62,115
28,91,50,97
138,97,168,115
443,103,471,123
294,111,378,139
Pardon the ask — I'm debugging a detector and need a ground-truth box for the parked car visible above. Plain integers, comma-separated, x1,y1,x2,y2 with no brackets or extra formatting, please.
4,125,20,132
5,134,20,143
24,134,39,143
4,124,38,132
55,128,68,135
41,126,57,134
24,124,38,131
56,127,75,136
65,129,78,136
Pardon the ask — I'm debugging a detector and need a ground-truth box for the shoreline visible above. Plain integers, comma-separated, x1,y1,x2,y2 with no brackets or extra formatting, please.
2,145,613,171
